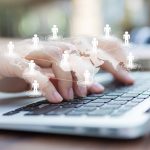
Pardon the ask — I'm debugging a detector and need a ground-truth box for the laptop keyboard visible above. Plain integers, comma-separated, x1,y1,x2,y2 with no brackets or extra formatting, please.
3,72,150,117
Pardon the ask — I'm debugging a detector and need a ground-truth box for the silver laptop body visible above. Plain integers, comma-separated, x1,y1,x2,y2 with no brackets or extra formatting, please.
0,72,150,139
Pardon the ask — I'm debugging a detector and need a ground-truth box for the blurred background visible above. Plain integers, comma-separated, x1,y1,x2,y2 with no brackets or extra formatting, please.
0,0,150,44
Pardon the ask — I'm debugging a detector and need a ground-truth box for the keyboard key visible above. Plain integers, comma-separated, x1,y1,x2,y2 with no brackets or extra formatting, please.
3,100,49,116
89,94,104,97
115,97,133,101
106,92,124,96
121,93,139,97
70,99,92,104
65,107,96,116
24,105,59,115
117,107,132,112
66,111,85,116
137,95,149,99
92,98,111,103
107,101,127,105
131,98,145,103
88,109,113,116
21,101,49,111
129,89,145,93
45,108,73,115
81,97,97,100
75,107,96,112
61,103,83,108
142,91,150,95
101,104,121,109
100,95,118,99
82,100,95,104
38,104,49,108
115,89,129,93
125,102,139,107
127,91,141,94
83,103,104,107
68,101,82,104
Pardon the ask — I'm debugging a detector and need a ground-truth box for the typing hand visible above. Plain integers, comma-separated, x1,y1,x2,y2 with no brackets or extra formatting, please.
66,36,134,85
0,40,104,103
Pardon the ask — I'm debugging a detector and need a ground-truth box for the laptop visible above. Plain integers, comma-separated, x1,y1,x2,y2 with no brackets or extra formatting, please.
0,70,150,139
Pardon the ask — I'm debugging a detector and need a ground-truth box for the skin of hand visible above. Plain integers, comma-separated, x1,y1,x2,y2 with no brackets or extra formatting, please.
66,36,134,85
0,36,134,103
0,39,104,103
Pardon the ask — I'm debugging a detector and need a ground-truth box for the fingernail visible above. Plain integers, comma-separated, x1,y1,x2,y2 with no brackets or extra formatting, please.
52,91,63,102
92,83,105,91
78,86,87,97
68,88,74,100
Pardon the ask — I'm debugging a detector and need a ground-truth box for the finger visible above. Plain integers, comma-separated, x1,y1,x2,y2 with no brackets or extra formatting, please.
70,55,95,97
23,70,63,103
73,81,87,97
96,36,134,85
71,72,87,97
72,72,104,97
63,37,104,95
87,83,105,94
25,45,62,68
101,61,134,85
52,63,74,100
50,42,104,97
25,43,76,100
70,55,103,97
1,55,63,103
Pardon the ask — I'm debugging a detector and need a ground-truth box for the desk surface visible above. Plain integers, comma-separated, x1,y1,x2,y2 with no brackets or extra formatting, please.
0,131,150,150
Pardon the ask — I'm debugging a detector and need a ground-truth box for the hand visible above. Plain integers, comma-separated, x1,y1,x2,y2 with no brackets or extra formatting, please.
0,39,104,103
98,36,134,85
66,36,134,85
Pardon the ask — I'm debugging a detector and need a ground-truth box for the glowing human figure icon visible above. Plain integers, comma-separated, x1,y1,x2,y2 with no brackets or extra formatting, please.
32,80,40,95
51,25,58,39
28,60,36,74
32,34,39,49
7,41,14,56
84,70,92,85
60,51,71,71
127,52,135,69
92,38,98,54
104,24,111,37
123,31,130,45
